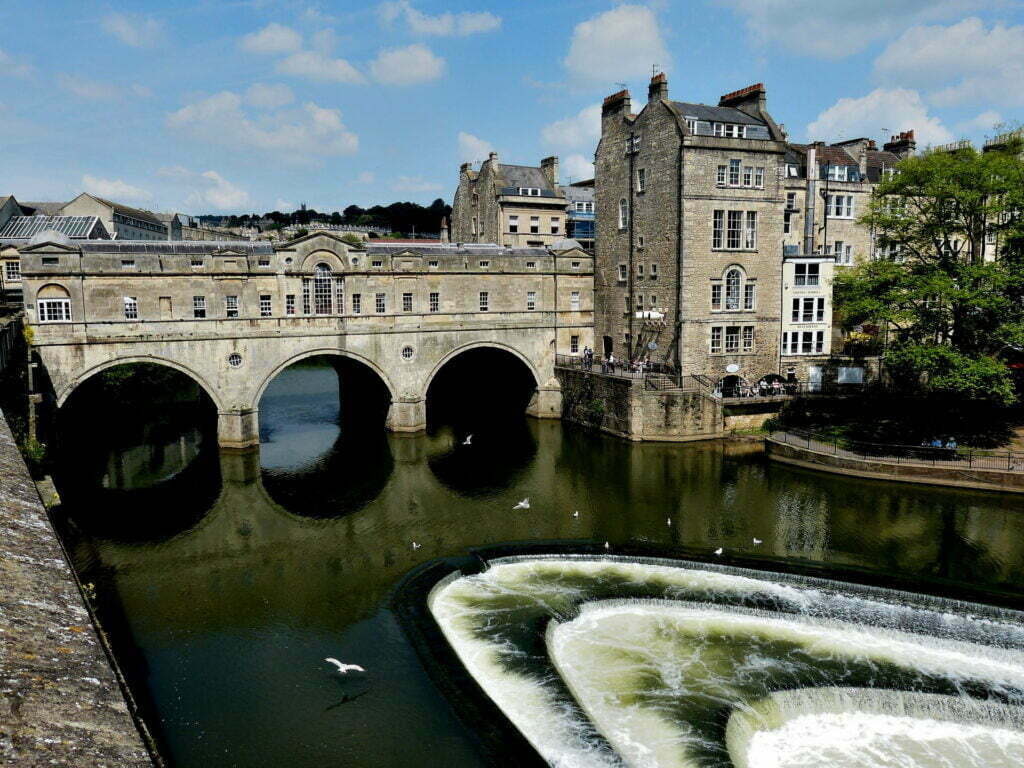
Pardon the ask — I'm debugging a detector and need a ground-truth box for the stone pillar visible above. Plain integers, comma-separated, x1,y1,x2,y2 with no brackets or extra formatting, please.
218,409,260,449
386,399,426,433
526,386,562,420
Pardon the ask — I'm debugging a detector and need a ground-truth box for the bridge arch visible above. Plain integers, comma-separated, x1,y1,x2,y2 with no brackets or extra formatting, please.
421,341,542,401
251,347,398,412
55,355,226,411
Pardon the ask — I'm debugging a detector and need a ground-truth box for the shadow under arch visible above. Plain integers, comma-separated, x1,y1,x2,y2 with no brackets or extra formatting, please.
421,341,541,402
55,355,225,411
424,344,539,497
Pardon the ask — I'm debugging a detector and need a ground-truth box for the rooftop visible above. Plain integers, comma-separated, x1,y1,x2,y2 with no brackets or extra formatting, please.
0,215,108,240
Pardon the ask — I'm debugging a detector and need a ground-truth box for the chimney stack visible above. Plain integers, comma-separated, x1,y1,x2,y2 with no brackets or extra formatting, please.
883,130,916,158
719,83,766,118
602,88,631,119
440,217,449,244
648,72,668,103
540,156,559,188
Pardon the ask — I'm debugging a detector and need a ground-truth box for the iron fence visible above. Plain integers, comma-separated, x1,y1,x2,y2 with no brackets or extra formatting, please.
773,428,1024,472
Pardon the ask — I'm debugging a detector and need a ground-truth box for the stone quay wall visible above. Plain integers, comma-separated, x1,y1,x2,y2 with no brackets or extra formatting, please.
0,407,153,766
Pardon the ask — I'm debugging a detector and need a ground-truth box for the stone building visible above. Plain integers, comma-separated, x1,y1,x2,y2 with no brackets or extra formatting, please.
595,73,910,393
452,153,567,247
61,192,169,240
565,180,595,252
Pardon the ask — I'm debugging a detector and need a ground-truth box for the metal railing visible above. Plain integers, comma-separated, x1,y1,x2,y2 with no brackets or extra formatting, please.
0,313,22,374
554,354,696,391
772,428,1024,472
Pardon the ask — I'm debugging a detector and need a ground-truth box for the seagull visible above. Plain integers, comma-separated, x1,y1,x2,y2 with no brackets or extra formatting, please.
463,434,473,446
573,510,579,518
325,658,365,674
752,538,763,545
667,517,672,527
513,498,530,510
411,542,421,550
604,541,610,550
714,547,723,556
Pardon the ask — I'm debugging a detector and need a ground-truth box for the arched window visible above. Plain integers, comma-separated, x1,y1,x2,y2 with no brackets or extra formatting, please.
618,198,628,229
313,263,334,315
725,268,741,310
37,283,72,323
711,267,755,312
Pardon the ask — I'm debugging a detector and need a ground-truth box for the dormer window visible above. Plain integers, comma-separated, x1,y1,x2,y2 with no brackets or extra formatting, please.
713,123,745,138
372,260,383,268
191,257,204,268
826,165,850,182
479,260,490,268
518,187,541,196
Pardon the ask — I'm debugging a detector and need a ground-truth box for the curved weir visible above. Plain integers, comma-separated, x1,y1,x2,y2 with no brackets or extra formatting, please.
427,556,1024,767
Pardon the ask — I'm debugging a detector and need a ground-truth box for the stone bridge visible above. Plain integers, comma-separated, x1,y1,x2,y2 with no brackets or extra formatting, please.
19,232,594,446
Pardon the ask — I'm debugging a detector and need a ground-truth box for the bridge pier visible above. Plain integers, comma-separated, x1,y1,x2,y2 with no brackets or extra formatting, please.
386,399,426,433
525,384,563,420
218,409,260,449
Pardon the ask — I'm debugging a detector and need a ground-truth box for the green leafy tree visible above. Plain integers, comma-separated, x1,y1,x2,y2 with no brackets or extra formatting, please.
836,135,1024,405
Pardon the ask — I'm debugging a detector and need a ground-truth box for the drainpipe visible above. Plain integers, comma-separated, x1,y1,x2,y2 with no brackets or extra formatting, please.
803,146,817,256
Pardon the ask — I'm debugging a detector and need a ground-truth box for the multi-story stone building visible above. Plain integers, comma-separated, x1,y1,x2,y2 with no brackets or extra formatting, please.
61,193,169,240
565,180,595,252
595,73,910,393
452,153,567,247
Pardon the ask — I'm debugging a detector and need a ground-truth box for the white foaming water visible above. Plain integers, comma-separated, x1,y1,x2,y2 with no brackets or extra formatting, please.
429,557,1024,768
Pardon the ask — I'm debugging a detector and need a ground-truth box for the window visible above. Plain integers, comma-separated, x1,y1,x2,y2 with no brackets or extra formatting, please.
637,236,644,249
754,167,764,188
781,330,825,355
744,211,757,249
121,259,135,270
827,165,849,182
402,292,413,312
744,283,755,310
618,263,627,281
827,194,854,218
727,211,742,249
313,264,333,314
38,298,71,322
371,260,383,268
637,263,644,278
402,346,414,360
786,192,797,209
190,257,203,268
787,164,799,177
42,257,58,266
729,159,741,186
650,263,657,280
717,165,727,185
428,260,439,269
711,326,722,353
742,326,754,352
791,297,825,322
286,294,295,315
530,216,539,234
4,261,20,281
570,335,580,354
479,260,490,268
193,296,206,318
509,215,519,233
743,166,752,186
571,290,581,311
650,295,657,306
713,210,724,249
725,325,740,352
832,241,852,265
335,276,344,314
711,284,722,310
258,257,271,267
551,217,560,235
572,261,581,269
618,198,628,229
260,294,272,317
352,293,361,314
625,296,631,313
375,293,386,313
429,292,439,312
123,297,138,320
518,187,541,196
527,261,537,269
636,294,644,311
479,291,489,312
686,118,697,133
636,168,646,192
226,295,239,318
794,263,820,287
526,291,537,311
471,217,477,235
725,269,741,310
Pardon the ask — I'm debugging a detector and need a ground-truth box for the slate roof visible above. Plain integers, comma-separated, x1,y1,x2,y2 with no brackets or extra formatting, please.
79,240,273,255
20,201,64,216
865,150,901,182
498,164,552,190
0,216,108,240
86,195,166,227
367,242,550,257
672,102,766,126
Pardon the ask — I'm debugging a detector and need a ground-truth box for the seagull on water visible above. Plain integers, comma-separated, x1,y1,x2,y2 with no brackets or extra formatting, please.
667,517,672,527
752,538,763,545
412,542,421,550
463,434,473,446
325,658,365,674
714,547,723,556
573,510,579,518
513,498,530,510
604,541,610,550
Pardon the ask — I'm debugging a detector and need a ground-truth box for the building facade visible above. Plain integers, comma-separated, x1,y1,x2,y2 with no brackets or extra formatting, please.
452,153,567,248
565,180,595,252
61,193,169,240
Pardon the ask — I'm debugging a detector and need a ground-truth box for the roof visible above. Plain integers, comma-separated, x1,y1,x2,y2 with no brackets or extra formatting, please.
787,143,858,167
20,201,64,216
79,240,273,255
865,149,901,182
498,164,552,191
80,194,166,227
367,242,550,257
672,102,766,126
0,215,108,240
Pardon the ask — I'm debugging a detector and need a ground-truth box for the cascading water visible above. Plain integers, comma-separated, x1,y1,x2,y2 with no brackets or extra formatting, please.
427,556,1024,768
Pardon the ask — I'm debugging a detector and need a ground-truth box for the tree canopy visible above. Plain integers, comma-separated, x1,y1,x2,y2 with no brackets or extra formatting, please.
836,136,1024,405
197,199,451,236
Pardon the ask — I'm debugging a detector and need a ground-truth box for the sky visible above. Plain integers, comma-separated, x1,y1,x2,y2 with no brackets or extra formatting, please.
1,0,1022,215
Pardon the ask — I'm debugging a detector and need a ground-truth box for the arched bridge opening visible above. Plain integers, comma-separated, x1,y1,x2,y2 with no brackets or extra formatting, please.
426,346,540,430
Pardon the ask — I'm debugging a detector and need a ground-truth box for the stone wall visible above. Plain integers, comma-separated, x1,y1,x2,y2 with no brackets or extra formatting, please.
0,407,153,766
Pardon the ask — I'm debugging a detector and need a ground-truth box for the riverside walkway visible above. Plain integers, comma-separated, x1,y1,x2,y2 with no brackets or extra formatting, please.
767,429,1024,493
0,408,152,766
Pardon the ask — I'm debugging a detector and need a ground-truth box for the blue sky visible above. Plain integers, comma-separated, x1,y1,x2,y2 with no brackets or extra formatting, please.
1,0,1022,215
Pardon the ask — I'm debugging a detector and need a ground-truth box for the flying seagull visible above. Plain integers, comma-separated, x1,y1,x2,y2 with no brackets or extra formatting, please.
714,547,723,556
325,658,365,674
411,542,421,550
463,434,472,446
513,498,530,510
752,538,763,545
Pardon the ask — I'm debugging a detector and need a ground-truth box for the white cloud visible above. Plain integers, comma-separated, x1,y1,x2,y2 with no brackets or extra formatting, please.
562,154,595,183
369,44,444,85
807,88,953,146
166,92,358,160
245,83,295,108
0,48,33,77
276,50,365,83
719,0,991,58
956,110,1005,134
876,18,1024,107
564,5,669,82
240,23,303,55
82,175,152,202
58,74,121,102
392,175,442,192
355,171,375,184
192,171,250,210
457,132,494,163
275,197,296,211
102,13,163,48
379,1,500,36
542,104,601,149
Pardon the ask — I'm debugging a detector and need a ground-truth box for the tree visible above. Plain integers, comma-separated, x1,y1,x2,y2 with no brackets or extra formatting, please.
836,137,1024,406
